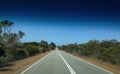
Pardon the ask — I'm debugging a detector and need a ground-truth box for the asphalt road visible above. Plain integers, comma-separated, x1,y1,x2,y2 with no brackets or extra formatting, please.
19,50,114,74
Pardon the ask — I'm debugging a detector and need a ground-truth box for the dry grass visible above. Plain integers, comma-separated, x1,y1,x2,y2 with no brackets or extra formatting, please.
69,52,120,74
0,51,50,74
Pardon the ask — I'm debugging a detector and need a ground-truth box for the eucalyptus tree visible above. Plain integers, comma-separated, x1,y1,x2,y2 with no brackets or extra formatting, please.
19,30,25,38
0,20,25,50
49,42,56,50
0,20,13,34
39,40,49,52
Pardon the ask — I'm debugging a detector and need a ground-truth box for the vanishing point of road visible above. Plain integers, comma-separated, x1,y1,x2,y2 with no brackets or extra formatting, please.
19,49,114,74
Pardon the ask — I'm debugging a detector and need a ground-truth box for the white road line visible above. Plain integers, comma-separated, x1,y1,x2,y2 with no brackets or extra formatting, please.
19,51,55,74
62,51,114,74
57,50,76,74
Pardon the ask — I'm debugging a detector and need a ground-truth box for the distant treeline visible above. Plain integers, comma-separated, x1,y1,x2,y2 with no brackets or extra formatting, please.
0,20,56,66
59,39,120,67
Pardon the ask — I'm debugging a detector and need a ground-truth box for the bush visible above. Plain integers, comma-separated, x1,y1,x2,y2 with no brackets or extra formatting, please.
7,49,27,60
26,46,40,56
59,39,120,67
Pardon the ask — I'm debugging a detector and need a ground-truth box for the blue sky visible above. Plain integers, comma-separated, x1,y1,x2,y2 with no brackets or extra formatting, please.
0,0,120,45
9,18,120,45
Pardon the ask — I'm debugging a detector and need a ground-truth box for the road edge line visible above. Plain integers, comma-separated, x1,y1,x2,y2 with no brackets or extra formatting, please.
19,50,54,74
63,51,114,74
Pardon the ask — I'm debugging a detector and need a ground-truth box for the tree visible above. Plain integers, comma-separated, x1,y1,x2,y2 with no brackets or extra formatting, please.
39,40,49,52
0,46,5,58
49,42,56,50
59,39,120,67
0,20,13,34
0,20,25,63
0,25,2,36
19,30,25,38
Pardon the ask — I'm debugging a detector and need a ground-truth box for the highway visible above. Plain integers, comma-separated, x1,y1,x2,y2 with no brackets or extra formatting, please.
19,50,114,74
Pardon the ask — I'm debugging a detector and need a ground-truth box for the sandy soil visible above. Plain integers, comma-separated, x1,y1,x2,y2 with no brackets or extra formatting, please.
69,53,120,74
0,51,50,74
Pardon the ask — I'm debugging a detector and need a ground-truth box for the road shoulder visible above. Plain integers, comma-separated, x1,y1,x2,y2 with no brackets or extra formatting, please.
66,52,120,74
0,51,50,74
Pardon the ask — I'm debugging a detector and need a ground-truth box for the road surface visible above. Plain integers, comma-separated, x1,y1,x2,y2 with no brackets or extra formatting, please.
19,50,114,74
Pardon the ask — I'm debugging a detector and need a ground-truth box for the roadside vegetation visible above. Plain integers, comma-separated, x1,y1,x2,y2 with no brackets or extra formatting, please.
59,39,120,68
0,20,56,67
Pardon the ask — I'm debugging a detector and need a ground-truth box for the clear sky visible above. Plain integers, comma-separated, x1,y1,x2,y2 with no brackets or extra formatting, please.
0,0,120,45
